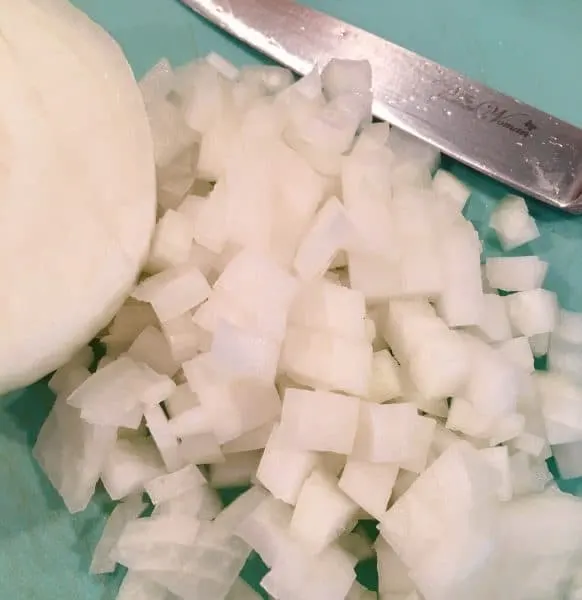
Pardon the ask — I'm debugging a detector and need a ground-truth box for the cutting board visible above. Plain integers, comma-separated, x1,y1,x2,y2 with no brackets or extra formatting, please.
0,1,582,598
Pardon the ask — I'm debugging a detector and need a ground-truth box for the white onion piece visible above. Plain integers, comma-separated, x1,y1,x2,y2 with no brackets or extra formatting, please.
145,210,194,274
91,494,147,574
48,364,91,398
290,470,359,555
435,220,484,327
485,256,548,292
34,396,117,513
460,333,521,420
139,58,174,105
347,252,402,302
101,437,166,501
278,388,360,454
178,433,223,467
132,264,211,322
490,194,540,250
262,542,356,600
471,293,513,343
116,571,169,600
293,196,355,281
164,383,199,418
379,441,498,571
153,484,222,521
289,280,367,341
367,350,403,403
210,320,281,384
432,169,471,210
530,332,551,357
112,514,202,571
209,451,262,488
554,309,582,344
240,65,294,94
388,128,441,174
338,459,398,519
321,59,372,106
384,299,469,400
68,356,174,427
495,337,535,373
338,527,374,562
507,288,559,336
222,422,274,455
103,300,158,356
376,537,415,597
128,326,181,377
552,441,582,480
145,464,207,505
281,327,373,397
256,423,318,505
352,402,429,466
145,404,184,472
479,446,513,502
151,529,251,600
206,51,240,81
446,398,497,439
225,578,264,600
234,495,293,567
536,372,582,444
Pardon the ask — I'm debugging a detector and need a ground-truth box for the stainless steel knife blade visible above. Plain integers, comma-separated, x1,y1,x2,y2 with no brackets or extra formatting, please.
179,0,582,213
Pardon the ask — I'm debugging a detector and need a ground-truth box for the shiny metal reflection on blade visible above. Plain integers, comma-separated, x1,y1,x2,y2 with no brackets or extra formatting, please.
179,0,582,213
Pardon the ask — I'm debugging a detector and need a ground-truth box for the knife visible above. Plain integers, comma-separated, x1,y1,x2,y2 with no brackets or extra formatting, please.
179,0,582,213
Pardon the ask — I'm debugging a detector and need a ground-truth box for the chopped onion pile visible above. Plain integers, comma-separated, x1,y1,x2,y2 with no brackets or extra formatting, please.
34,52,582,600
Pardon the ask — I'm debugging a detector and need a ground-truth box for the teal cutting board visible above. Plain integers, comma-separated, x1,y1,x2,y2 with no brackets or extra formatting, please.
2,1,582,598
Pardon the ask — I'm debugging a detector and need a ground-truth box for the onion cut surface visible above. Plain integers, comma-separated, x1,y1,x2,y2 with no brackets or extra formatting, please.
0,0,156,393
